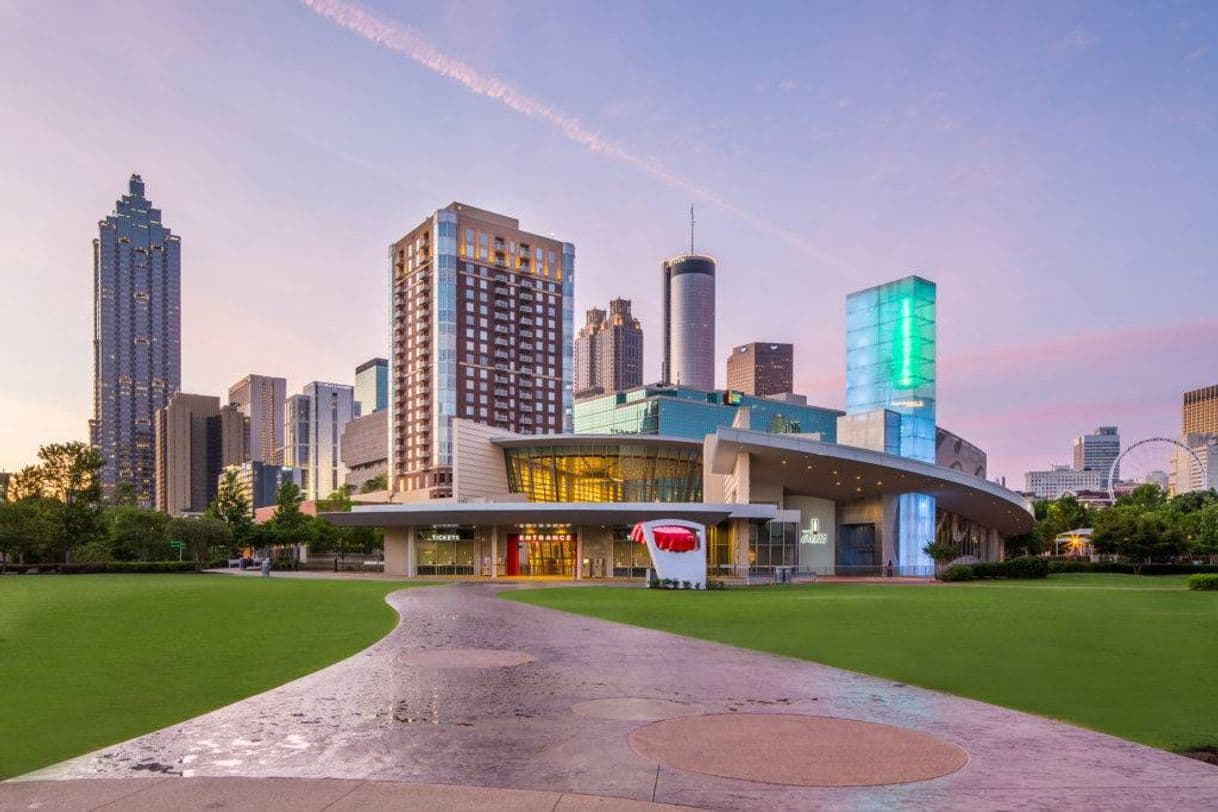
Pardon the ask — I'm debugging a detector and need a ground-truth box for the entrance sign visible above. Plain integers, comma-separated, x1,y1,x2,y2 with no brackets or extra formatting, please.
631,519,707,588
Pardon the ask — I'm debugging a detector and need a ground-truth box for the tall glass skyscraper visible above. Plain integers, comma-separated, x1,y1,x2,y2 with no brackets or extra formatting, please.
91,175,181,506
845,276,936,569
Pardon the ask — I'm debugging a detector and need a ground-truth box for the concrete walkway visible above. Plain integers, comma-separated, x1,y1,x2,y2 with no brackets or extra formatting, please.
11,583,1218,809
0,777,681,810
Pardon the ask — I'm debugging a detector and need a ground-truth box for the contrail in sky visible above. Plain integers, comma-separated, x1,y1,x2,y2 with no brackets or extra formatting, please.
301,0,841,265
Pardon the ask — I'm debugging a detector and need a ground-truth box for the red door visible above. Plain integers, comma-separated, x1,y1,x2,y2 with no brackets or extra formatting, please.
505,535,520,576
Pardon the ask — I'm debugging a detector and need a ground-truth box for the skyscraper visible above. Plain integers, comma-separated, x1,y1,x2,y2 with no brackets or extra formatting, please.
283,382,355,501
1072,426,1120,488
355,357,389,414
154,393,244,515
91,174,181,506
228,374,286,465
389,203,574,498
726,342,793,397
574,298,643,400
845,276,937,570
661,255,715,389
1184,385,1218,436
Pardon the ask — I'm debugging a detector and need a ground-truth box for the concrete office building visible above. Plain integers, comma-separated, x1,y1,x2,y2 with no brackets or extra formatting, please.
91,174,181,506
341,409,389,491
661,255,716,389
284,382,355,501
574,299,643,400
1024,465,1103,499
154,393,244,515
355,358,389,415
1184,385,1218,436
844,276,937,570
726,343,793,397
221,460,302,513
390,203,574,499
1073,426,1120,488
228,374,286,465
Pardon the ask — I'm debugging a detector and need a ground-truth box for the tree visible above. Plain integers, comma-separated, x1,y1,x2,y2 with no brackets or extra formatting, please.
315,486,376,567
1092,508,1187,573
167,515,232,570
6,465,49,501
1116,483,1168,513
359,474,388,494
0,497,60,568
109,482,140,507
265,480,312,560
106,506,170,561
1193,502,1218,561
923,539,960,576
207,469,253,552
1040,495,1095,542
8,443,105,562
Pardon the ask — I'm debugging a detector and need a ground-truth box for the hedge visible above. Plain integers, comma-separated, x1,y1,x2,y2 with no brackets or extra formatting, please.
1004,556,1050,579
1187,574,1218,591
940,564,974,582
963,559,1218,580
1,561,198,574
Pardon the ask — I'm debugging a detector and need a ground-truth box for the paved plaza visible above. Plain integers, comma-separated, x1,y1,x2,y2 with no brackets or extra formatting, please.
8,582,1218,810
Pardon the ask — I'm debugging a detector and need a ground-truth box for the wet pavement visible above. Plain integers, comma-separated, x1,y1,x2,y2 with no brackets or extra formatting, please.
15,582,1218,810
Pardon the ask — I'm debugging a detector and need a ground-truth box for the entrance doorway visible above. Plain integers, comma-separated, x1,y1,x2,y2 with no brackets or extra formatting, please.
837,523,878,574
505,530,577,577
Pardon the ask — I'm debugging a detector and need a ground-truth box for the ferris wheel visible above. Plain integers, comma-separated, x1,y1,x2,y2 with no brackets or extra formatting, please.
1107,437,1206,504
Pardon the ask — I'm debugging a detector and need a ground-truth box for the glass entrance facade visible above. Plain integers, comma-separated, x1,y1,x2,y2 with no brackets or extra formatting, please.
748,520,799,574
416,527,477,575
506,527,577,576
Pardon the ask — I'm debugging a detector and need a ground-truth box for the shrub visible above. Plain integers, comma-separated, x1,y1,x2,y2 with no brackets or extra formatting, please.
972,561,1006,579
940,564,974,582
1187,574,1218,591
4,561,198,575
1004,556,1050,579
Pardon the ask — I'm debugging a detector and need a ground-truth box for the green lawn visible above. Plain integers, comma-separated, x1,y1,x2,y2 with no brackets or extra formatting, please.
506,574,1218,751
0,574,409,779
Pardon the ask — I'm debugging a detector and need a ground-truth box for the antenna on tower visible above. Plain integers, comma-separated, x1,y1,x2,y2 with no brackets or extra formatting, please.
690,204,695,254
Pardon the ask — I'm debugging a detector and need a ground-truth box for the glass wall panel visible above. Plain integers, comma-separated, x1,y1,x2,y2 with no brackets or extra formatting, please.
504,442,703,503
748,520,798,575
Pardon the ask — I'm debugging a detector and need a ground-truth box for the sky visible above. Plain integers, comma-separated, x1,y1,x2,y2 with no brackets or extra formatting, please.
0,0,1215,486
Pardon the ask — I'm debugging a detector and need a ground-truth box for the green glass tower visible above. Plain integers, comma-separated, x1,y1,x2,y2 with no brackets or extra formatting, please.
845,276,937,570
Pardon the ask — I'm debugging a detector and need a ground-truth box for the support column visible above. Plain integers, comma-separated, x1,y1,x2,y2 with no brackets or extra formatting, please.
733,518,751,578
406,526,416,577
490,526,498,579
575,529,583,581
384,527,409,577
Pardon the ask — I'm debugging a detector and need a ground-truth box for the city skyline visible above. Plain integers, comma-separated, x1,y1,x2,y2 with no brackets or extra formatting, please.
2,2,1217,487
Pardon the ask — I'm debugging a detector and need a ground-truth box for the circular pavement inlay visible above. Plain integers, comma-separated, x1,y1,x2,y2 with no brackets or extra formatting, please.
572,698,702,722
401,648,535,669
628,713,967,787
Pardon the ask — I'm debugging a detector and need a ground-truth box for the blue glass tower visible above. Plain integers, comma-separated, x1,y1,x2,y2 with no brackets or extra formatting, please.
91,175,181,506
845,276,936,570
